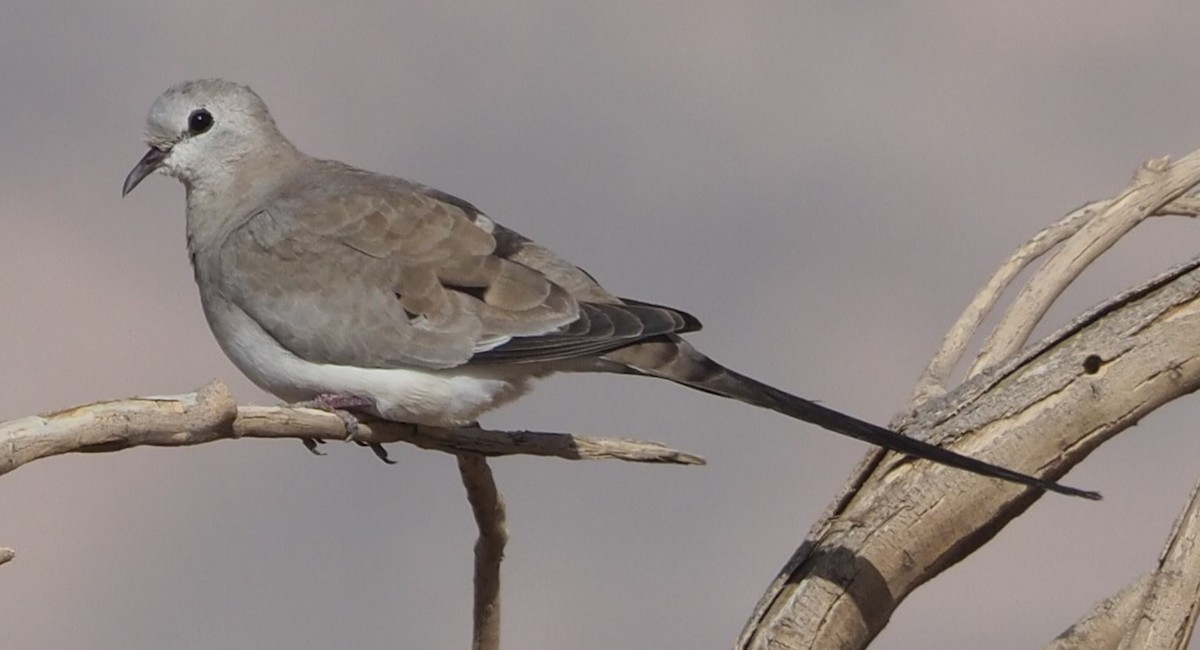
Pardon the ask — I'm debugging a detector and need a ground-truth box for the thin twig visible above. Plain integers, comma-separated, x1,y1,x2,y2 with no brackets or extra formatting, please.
913,191,1200,406
910,199,1102,405
457,453,507,650
971,154,1200,374
1157,194,1200,217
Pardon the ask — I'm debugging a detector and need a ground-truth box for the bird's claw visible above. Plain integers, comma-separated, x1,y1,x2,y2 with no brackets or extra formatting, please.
301,437,326,455
354,440,397,464
293,394,397,464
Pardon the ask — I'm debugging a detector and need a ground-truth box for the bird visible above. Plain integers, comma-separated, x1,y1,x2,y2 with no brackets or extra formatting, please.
121,79,1098,500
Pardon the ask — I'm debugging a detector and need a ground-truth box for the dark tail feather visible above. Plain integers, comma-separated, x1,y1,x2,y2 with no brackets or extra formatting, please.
611,341,1100,500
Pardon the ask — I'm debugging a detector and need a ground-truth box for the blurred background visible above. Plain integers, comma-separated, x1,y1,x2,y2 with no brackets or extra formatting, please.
3,3,1200,648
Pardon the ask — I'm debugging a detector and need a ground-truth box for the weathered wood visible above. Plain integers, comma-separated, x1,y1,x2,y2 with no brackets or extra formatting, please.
739,151,1200,649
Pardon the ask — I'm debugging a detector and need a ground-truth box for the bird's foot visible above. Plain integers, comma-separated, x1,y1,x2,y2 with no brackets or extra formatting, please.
295,393,373,438
293,394,381,458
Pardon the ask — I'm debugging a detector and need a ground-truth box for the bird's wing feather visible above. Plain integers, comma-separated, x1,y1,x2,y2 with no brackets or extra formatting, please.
217,162,699,369
219,164,579,368
469,301,698,364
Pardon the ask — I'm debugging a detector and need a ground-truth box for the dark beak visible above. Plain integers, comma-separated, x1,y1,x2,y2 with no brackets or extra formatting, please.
122,147,168,197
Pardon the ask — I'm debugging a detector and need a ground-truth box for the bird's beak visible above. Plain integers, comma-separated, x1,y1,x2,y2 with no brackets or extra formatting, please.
122,147,168,197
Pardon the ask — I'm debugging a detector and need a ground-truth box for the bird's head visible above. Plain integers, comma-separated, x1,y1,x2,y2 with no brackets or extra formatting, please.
123,79,293,196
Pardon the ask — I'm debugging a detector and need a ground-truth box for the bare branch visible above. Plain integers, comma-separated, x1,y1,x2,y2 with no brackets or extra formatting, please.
0,381,705,481
1118,475,1200,649
1157,194,1200,217
233,405,705,465
1051,474,1200,649
914,190,1200,407
910,199,1101,405
738,247,1200,646
0,381,238,476
1047,577,1150,650
458,453,507,650
972,154,1200,373
0,380,703,650
739,152,1200,648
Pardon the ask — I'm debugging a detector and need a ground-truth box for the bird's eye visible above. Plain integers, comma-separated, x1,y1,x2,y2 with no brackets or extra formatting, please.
187,109,214,135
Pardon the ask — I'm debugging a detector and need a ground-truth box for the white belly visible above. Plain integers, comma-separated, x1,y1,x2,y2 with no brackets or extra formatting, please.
204,298,539,426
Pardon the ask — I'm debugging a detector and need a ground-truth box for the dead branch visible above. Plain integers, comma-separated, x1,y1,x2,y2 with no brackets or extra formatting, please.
912,190,1200,407
910,198,1102,405
972,154,1200,374
1050,474,1200,650
1047,577,1151,650
738,152,1200,649
1118,473,1200,649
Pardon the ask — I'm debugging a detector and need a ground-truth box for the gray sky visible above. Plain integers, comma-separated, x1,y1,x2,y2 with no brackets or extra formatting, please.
4,2,1200,648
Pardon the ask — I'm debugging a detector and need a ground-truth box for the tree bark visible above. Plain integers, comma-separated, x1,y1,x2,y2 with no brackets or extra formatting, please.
739,153,1200,649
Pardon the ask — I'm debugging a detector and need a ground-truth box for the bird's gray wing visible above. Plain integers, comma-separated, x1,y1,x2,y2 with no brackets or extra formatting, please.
457,215,703,364
219,166,588,369
219,164,697,369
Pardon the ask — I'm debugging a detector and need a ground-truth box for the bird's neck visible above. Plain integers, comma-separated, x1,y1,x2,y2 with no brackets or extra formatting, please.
184,144,307,259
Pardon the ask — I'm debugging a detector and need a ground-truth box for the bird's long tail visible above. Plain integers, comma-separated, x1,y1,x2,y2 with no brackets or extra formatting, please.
604,339,1100,500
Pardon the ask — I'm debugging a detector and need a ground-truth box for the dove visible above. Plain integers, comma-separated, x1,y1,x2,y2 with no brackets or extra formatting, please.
122,79,1098,499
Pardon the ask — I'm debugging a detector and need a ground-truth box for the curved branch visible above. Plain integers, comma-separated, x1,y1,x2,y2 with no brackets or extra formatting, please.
910,199,1101,405
914,190,1200,407
738,148,1200,648
972,154,1200,373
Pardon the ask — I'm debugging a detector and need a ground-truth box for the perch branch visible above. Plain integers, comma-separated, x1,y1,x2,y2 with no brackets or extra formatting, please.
0,380,704,650
457,453,507,650
233,406,705,465
0,381,704,480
